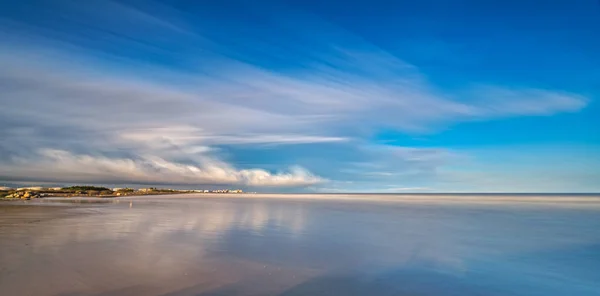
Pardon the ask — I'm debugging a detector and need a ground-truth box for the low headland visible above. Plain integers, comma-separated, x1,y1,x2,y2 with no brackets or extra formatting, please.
0,186,245,200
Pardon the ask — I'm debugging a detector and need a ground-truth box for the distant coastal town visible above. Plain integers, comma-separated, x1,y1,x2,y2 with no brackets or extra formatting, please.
0,186,246,200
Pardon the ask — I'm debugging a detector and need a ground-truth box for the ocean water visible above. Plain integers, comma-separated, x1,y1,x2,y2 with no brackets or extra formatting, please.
1,194,599,296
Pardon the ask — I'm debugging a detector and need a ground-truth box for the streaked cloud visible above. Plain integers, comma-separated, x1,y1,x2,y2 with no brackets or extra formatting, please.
1,149,324,186
119,127,348,146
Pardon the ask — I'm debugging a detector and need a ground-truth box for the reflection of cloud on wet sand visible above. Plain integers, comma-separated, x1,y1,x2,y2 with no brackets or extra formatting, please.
1,196,599,296
0,199,313,295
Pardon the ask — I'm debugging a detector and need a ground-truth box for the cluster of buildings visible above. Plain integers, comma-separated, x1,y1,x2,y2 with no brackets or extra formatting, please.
112,188,244,193
192,189,243,193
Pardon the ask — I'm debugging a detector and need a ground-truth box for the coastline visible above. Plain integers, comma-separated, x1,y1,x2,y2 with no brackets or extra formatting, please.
0,191,195,201
3,192,600,208
0,186,248,201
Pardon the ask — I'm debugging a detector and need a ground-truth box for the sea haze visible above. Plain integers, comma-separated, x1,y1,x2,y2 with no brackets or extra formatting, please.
1,194,599,296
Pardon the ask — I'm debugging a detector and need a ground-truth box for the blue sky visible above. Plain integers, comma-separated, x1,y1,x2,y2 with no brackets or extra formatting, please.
0,0,599,192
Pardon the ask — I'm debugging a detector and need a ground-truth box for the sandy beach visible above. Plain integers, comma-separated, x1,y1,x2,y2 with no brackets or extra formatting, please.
1,194,599,296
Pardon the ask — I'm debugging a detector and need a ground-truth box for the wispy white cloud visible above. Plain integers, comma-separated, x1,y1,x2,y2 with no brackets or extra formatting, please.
119,126,348,146
469,86,588,117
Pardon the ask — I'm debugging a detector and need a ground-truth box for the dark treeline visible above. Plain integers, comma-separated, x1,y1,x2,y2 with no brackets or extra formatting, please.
62,186,111,191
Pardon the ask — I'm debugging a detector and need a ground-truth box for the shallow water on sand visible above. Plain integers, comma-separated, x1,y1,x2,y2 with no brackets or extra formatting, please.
1,195,600,296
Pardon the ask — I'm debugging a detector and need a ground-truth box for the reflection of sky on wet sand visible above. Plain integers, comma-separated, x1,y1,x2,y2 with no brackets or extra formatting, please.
1,195,599,295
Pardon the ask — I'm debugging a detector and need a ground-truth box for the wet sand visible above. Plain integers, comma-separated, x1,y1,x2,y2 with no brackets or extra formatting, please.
1,194,599,295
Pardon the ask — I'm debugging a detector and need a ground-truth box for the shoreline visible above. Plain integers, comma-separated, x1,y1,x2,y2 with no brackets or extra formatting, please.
42,192,600,206
3,192,600,207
